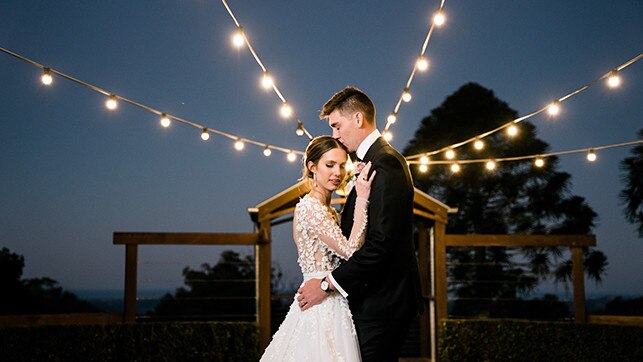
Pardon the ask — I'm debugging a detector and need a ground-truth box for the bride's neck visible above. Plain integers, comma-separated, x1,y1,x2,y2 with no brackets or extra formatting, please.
309,187,331,205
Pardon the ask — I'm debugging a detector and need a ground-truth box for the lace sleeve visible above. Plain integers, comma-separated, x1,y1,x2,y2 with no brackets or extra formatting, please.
296,197,369,259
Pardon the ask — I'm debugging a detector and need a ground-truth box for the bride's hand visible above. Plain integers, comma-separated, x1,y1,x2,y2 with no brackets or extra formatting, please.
355,161,376,200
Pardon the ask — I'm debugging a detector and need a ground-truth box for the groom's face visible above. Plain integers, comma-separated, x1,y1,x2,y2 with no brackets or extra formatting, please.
328,109,360,152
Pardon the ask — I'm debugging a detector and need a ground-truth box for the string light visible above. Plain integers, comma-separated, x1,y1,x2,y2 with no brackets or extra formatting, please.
607,70,620,88
445,149,455,159
41,68,53,85
387,114,397,124
261,71,273,89
263,146,272,157
433,9,446,26
450,163,461,173
547,101,560,116
234,139,245,151
420,155,430,165
402,88,412,103
417,56,429,72
534,157,545,168
280,102,292,118
160,114,171,128
485,160,497,171
201,129,210,141
232,26,245,48
383,131,393,141
586,149,597,162
506,125,518,137
105,95,118,110
404,53,643,162
419,164,429,173
287,151,297,162
295,123,305,137
473,139,485,150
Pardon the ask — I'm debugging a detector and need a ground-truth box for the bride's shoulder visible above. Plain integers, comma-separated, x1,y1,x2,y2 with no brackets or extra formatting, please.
296,194,322,212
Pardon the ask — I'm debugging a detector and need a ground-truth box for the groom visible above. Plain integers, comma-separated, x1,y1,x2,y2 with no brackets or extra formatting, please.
298,86,423,361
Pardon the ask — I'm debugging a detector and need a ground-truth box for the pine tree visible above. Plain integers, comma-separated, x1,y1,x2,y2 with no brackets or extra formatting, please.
619,129,643,238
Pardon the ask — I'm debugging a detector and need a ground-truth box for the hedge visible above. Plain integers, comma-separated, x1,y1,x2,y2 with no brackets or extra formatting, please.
439,319,643,361
0,321,258,361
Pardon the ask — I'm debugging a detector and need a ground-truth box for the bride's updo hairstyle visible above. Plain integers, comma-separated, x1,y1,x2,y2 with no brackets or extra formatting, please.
301,136,348,181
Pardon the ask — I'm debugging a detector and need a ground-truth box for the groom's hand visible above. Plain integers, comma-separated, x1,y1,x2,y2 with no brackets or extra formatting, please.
297,278,327,311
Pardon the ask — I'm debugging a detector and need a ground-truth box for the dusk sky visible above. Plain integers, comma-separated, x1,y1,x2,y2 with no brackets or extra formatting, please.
1,1,641,297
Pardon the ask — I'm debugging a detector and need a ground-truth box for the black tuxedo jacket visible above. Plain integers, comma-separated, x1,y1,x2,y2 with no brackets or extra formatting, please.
333,137,423,320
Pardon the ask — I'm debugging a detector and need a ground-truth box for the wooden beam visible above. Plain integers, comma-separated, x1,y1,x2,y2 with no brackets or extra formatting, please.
123,244,137,323
256,221,272,354
434,221,448,322
445,234,596,247
572,246,587,323
113,232,260,245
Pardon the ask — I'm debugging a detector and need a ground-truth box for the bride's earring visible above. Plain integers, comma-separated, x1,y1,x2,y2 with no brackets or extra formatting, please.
313,172,317,187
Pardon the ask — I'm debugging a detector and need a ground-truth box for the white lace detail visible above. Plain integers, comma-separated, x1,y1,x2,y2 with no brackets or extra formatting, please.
294,194,368,273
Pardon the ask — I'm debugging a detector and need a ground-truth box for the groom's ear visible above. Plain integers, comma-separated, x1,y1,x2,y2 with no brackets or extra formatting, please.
355,112,364,128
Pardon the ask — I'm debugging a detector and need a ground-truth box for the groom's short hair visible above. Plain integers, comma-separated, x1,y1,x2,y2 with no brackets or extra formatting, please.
320,86,376,126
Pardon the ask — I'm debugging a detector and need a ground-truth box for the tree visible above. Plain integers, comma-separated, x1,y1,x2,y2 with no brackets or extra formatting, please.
619,129,643,238
0,247,98,314
404,83,607,317
152,250,286,320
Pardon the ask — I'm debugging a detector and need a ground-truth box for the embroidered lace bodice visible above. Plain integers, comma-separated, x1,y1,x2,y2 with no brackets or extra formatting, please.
293,194,369,273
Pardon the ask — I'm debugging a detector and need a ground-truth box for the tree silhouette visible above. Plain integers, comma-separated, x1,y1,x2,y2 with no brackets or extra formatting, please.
619,129,643,238
404,83,607,317
0,247,98,314
151,250,285,320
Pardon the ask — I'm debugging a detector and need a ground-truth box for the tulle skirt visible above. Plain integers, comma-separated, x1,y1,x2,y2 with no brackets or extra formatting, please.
260,272,361,362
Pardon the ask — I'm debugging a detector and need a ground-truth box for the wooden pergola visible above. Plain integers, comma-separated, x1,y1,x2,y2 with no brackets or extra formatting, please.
247,180,453,357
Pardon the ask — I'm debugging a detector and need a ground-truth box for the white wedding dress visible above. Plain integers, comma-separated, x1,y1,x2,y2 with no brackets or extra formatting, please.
260,194,369,362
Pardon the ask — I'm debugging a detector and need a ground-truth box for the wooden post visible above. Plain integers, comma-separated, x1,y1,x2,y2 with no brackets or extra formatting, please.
434,219,448,322
571,246,586,323
124,244,138,323
256,221,272,353
417,221,430,358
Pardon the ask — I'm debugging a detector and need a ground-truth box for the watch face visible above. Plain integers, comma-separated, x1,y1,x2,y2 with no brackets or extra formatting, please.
320,280,329,291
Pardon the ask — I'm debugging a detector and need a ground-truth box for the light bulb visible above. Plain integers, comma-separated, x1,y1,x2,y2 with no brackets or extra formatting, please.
287,151,297,162
485,160,496,171
419,164,428,173
450,163,460,173
201,129,210,141
387,114,397,124
232,27,244,47
433,10,446,26
160,114,171,128
41,68,53,85
474,140,484,150
607,70,620,88
402,89,412,103
280,102,292,118
234,139,245,151
261,71,273,89
105,95,118,110
420,155,430,165
263,146,272,157
547,101,560,116
534,158,545,168
445,149,455,159
587,149,597,162
383,131,393,141
506,125,518,137
416,56,429,71
295,124,305,136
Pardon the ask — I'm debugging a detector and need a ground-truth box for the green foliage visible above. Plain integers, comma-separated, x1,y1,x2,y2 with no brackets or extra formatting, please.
0,321,258,361
0,247,98,314
439,319,643,361
619,129,643,238
404,83,608,317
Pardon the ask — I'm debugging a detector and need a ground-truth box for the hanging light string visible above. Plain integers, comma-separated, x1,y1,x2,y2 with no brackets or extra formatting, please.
406,52,643,161
408,138,643,167
221,0,313,140
383,0,447,140
0,46,305,159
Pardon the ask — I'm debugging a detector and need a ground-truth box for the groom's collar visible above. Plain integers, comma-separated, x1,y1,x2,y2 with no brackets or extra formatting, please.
356,129,381,160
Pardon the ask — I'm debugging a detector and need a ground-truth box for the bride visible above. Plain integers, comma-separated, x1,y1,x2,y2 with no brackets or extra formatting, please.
261,136,375,362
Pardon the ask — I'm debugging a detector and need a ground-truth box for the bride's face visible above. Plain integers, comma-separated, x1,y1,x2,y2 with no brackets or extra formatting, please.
311,147,347,192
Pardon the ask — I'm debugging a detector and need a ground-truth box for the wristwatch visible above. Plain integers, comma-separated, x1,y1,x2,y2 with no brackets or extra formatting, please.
320,277,331,293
